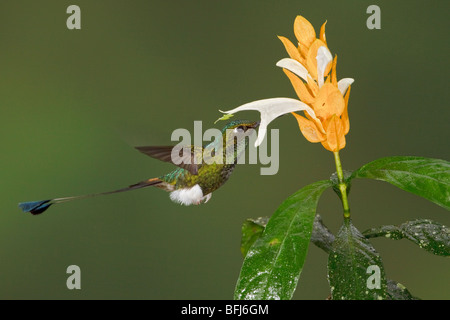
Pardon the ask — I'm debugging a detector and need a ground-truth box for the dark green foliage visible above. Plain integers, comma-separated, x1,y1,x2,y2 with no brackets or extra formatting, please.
235,157,449,300
386,280,419,300
352,156,450,210
240,217,269,257
328,219,388,300
364,219,450,256
310,214,335,254
234,180,332,300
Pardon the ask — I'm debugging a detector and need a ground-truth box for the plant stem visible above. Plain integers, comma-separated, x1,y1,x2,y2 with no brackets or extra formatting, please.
333,151,350,219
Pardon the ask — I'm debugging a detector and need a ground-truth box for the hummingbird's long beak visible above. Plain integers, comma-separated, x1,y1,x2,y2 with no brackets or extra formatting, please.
250,121,260,129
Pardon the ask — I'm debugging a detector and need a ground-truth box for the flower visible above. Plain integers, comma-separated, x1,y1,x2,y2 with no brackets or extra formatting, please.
219,98,318,147
276,16,354,152
218,15,354,152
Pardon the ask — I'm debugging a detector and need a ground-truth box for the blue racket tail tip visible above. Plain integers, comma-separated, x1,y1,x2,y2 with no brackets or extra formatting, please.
18,200,53,215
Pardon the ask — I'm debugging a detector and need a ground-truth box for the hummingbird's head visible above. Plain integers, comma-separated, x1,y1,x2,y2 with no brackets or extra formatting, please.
220,120,260,134
218,120,260,161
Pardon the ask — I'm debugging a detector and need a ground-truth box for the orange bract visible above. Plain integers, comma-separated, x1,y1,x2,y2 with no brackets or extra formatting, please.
291,112,325,143
278,15,353,152
294,15,316,48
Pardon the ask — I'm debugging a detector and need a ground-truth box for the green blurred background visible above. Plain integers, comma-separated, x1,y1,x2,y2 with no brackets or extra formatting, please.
1,1,449,299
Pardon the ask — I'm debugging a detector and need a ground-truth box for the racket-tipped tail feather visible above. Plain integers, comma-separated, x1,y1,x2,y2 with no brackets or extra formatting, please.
18,200,53,215
18,177,163,215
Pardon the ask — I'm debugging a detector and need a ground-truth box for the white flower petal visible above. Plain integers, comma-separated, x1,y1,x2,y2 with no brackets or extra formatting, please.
255,118,268,147
221,97,318,147
337,78,354,95
276,58,310,82
316,46,332,88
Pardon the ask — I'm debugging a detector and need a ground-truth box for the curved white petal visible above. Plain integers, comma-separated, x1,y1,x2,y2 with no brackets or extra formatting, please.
316,46,332,88
276,58,309,82
255,118,269,147
337,78,354,95
221,98,318,147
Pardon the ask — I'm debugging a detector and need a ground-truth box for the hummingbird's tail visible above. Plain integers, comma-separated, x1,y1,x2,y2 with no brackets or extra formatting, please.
18,178,163,215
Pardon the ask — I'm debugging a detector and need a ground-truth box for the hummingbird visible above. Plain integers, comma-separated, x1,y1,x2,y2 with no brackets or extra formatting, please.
18,120,260,215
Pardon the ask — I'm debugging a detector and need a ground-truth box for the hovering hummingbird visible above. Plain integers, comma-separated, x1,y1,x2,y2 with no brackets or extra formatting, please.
19,120,260,215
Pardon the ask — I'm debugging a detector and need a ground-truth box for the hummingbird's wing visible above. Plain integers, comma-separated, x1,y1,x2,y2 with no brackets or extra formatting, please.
135,145,203,175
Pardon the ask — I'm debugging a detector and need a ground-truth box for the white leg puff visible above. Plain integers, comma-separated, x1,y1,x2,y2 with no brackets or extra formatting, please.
169,184,204,206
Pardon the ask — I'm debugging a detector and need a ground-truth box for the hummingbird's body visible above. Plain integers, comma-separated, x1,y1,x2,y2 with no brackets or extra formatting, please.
134,119,257,205
155,163,236,205
19,120,259,214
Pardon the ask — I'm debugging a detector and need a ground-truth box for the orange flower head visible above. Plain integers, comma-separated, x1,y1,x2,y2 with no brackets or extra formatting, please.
277,15,354,152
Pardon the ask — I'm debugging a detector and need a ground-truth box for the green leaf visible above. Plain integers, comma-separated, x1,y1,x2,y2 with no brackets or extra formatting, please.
330,170,353,198
240,217,269,257
241,214,336,257
311,214,335,254
328,219,388,300
234,180,332,300
363,219,450,256
352,156,450,210
386,279,419,300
